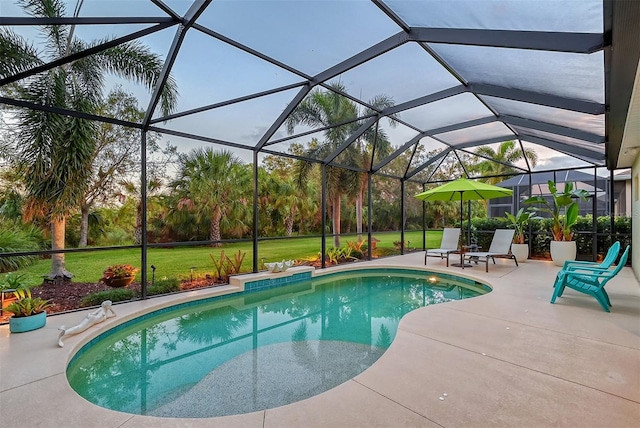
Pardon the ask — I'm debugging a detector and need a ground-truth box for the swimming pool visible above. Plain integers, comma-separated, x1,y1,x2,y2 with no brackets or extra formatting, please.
67,268,490,418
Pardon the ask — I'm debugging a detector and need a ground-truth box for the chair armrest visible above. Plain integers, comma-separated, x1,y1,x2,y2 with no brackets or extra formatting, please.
564,264,607,272
564,265,611,275
562,260,597,269
561,269,613,280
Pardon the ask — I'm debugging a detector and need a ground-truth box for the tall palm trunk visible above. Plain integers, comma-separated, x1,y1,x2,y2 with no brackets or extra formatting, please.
49,217,72,279
210,206,222,247
284,211,294,237
332,195,341,248
79,203,89,247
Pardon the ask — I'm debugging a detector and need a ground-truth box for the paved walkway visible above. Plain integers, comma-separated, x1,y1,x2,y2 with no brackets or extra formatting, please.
1,255,639,427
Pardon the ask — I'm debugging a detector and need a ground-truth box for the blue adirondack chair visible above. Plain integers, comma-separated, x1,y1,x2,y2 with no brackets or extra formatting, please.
551,245,630,312
553,241,621,288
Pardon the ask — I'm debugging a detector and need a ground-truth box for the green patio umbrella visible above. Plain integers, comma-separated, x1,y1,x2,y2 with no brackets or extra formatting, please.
415,178,514,255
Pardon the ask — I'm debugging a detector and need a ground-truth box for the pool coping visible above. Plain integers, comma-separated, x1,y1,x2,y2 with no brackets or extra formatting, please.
1,255,639,427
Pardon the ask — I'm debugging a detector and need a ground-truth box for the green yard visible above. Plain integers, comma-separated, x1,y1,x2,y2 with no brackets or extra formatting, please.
11,230,443,286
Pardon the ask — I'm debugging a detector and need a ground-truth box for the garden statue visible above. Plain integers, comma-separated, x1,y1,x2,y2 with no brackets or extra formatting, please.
265,259,294,273
57,300,116,347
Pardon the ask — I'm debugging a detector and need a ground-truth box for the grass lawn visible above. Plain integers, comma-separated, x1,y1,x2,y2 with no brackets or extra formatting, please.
9,230,443,286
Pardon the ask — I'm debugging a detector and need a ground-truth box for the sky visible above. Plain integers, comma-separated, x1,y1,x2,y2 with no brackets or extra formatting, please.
0,0,609,177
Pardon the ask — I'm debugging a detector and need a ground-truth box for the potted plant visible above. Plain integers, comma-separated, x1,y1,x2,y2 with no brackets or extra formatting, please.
523,180,589,266
505,208,534,263
5,284,52,333
100,264,139,288
1,273,23,314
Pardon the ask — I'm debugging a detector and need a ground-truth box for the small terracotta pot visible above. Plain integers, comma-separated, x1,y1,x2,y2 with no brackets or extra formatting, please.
105,276,135,288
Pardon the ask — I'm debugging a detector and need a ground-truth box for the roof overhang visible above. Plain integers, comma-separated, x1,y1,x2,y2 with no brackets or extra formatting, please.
607,0,640,168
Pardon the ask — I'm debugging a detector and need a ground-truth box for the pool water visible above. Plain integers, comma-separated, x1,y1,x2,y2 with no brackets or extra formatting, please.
67,268,490,418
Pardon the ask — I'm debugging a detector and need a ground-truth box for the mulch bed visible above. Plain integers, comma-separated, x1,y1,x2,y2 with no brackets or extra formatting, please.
0,277,222,325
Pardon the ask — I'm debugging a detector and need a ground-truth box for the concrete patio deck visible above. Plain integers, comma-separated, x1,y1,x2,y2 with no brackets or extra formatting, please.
1,254,639,427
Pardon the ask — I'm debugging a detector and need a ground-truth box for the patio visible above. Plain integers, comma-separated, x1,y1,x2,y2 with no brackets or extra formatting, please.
2,254,638,427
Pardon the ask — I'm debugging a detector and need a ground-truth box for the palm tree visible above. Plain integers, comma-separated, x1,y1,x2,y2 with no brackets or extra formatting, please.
285,82,396,247
1,0,178,279
118,178,163,245
352,96,397,240
170,148,251,246
286,85,359,248
260,172,317,237
474,140,538,184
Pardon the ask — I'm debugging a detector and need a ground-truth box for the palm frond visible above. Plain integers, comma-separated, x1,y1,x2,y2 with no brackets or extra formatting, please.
96,40,178,116
20,0,69,57
0,28,43,78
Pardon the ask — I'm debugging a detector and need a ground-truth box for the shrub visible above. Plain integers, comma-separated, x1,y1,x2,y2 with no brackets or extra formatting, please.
81,289,135,307
4,284,52,317
0,223,45,272
147,278,181,296
209,250,247,282
462,215,631,260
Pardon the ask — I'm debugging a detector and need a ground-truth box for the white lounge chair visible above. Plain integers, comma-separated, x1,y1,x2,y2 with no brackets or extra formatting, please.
463,229,518,272
425,228,461,267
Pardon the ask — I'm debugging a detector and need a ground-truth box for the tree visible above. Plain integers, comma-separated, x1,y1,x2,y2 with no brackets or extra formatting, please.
352,96,397,240
170,148,251,246
118,177,164,245
0,0,177,279
473,140,538,185
261,171,318,236
262,148,319,236
285,82,396,247
78,88,172,247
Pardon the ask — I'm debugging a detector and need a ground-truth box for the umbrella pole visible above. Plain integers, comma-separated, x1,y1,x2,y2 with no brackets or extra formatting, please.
467,200,471,245
459,194,463,246
453,192,471,268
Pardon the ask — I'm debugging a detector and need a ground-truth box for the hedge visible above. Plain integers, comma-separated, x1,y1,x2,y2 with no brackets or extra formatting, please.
456,216,631,260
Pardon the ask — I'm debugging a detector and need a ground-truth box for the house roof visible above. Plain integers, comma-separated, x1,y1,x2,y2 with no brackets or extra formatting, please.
496,171,606,187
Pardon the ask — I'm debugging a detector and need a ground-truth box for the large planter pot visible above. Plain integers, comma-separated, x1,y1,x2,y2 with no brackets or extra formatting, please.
105,276,135,288
550,240,577,267
511,243,529,263
9,311,47,333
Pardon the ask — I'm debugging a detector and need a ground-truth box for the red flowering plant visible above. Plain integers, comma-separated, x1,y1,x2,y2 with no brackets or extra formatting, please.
100,264,139,282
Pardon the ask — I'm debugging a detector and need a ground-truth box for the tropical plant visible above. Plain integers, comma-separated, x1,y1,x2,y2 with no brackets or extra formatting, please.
209,249,247,282
209,250,229,281
1,272,27,291
473,141,538,185
226,250,246,275
325,246,356,264
0,222,45,272
1,0,178,280
170,148,251,246
505,208,535,244
260,170,317,237
350,94,397,240
286,82,397,246
325,247,342,264
523,180,589,241
4,284,52,317
100,264,138,282
346,239,366,259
